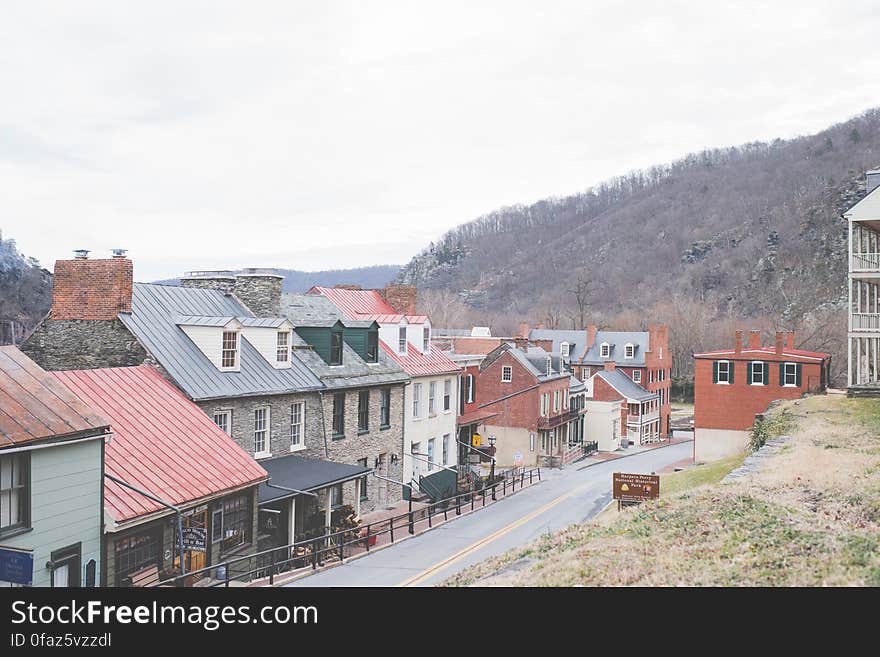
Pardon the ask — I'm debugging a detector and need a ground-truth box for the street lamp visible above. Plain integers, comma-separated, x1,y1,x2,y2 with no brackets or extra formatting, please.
488,435,497,500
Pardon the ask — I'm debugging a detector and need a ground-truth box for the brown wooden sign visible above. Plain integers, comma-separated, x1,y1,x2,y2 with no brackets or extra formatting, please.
613,472,660,502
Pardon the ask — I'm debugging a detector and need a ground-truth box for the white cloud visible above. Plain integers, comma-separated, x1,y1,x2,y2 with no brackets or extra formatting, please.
1,0,879,281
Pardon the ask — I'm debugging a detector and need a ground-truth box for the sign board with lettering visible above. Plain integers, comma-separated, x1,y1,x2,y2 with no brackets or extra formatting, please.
513,451,523,467
0,546,34,586
613,472,660,502
181,527,207,552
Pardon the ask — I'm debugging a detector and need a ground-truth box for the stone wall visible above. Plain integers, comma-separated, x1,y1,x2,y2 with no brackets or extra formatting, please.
21,318,147,370
233,274,283,316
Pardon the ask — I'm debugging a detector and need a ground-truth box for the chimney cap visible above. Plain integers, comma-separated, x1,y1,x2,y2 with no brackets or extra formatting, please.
111,248,128,258
73,249,90,259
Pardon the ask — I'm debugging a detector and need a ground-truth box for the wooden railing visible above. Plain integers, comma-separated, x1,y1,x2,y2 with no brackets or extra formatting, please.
852,252,880,271
852,313,880,330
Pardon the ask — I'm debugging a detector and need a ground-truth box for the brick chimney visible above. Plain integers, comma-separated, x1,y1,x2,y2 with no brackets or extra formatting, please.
233,269,284,316
648,323,669,359
604,360,616,371
380,284,417,315
786,332,795,350
518,322,530,338
734,330,743,355
748,330,761,350
536,322,546,330
513,336,529,350
774,331,784,356
586,324,598,350
51,251,133,320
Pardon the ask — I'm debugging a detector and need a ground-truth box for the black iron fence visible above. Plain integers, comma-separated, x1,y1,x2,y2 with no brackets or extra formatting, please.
161,467,543,588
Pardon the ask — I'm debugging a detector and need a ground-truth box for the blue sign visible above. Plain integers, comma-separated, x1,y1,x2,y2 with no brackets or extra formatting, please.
0,546,34,586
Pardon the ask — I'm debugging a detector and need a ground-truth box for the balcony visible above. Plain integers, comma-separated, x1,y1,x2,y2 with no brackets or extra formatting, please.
627,409,660,427
537,408,581,430
852,252,880,273
852,313,880,331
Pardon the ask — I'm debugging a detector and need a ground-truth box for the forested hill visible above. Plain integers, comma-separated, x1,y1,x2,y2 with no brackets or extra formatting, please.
397,109,880,329
0,234,52,344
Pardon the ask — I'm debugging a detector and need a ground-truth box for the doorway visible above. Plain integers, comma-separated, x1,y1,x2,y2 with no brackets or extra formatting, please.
175,509,208,579
50,544,82,587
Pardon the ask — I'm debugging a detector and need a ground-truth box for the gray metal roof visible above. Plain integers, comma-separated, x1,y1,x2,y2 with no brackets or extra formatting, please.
239,317,291,328
175,315,237,327
120,283,324,401
258,454,372,504
282,294,409,390
528,329,590,361
507,345,568,382
580,331,650,367
596,370,656,402
569,375,585,392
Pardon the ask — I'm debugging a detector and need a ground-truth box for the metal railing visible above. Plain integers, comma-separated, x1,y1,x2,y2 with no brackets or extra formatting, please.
160,467,543,588
537,408,580,430
852,313,880,330
852,252,880,271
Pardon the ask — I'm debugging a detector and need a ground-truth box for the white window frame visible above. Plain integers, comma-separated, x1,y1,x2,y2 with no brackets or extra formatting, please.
253,406,270,457
398,326,407,353
783,362,798,387
423,327,430,352
466,374,475,403
276,331,289,363
213,410,232,436
412,383,422,419
553,390,560,412
442,434,450,465
750,361,765,386
427,438,435,471
443,379,452,412
529,433,535,452
0,452,28,533
600,342,610,358
560,342,570,358
290,402,305,451
221,330,239,370
624,343,634,359
632,370,642,384
582,367,591,381
428,381,437,415
717,360,731,385
501,365,513,383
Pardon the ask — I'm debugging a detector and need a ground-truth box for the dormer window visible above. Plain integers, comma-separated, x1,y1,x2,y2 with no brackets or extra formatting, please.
423,326,430,352
624,343,634,359
330,330,343,366
398,326,407,353
276,331,289,363
221,331,239,369
366,330,379,363
560,342,570,358
600,342,610,358
546,356,552,376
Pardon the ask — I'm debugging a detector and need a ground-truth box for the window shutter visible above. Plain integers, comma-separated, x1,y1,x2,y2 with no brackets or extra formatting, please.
779,363,785,386
763,362,769,385
795,363,802,387
729,362,734,384
747,363,753,385
712,361,718,384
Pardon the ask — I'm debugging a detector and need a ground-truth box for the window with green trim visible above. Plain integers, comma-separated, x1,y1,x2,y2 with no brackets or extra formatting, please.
332,393,345,438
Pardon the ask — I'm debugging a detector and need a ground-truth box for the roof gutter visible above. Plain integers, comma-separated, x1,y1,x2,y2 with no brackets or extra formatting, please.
0,430,110,455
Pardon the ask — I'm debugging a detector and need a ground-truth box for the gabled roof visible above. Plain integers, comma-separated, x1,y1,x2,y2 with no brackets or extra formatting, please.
309,286,428,324
119,283,323,401
693,347,830,361
844,183,880,222
0,346,109,449
595,369,657,402
580,331,650,367
380,340,460,377
53,366,267,526
486,344,568,383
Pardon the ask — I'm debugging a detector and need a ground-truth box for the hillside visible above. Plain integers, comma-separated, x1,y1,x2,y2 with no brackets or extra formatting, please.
446,395,880,587
399,109,880,381
155,264,400,294
0,233,52,344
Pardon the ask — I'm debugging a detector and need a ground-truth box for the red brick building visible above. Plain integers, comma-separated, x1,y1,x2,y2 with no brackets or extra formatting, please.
693,330,831,461
588,361,661,446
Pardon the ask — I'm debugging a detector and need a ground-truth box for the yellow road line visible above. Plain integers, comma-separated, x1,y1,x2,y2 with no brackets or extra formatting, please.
398,491,572,587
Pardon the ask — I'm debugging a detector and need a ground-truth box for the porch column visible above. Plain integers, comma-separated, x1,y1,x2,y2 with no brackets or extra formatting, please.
288,497,297,545
325,492,332,529
354,479,361,518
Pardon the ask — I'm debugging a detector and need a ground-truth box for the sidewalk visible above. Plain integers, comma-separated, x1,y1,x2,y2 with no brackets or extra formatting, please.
577,435,692,468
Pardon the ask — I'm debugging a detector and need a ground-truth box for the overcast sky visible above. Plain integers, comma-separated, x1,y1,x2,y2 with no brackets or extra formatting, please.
2,1,879,281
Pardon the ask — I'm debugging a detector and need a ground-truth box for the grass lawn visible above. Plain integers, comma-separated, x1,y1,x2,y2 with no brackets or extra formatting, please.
445,395,880,587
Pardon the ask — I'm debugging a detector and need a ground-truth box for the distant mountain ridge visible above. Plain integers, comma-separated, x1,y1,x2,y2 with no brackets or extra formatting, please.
155,264,401,294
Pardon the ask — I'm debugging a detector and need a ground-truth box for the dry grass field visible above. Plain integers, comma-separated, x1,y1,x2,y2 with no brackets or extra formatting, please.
445,395,880,586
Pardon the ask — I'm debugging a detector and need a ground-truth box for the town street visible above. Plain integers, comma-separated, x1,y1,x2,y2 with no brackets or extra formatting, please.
286,440,693,587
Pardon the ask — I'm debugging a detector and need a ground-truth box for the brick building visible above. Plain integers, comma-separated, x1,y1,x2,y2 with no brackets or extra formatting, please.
693,330,831,461
586,361,661,446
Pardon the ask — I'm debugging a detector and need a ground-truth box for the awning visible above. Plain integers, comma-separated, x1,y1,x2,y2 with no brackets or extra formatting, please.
457,409,499,427
258,454,372,505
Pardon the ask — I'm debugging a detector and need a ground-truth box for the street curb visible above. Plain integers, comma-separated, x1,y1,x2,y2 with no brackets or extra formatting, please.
264,476,548,587
575,438,693,471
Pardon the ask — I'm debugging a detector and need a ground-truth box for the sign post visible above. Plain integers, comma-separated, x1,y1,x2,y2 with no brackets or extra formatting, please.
613,472,660,510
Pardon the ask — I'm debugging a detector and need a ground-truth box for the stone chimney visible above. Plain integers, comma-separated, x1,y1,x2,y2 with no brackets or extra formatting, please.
51,251,133,320
775,331,784,356
604,360,616,372
518,322,530,338
786,332,795,351
867,169,880,195
748,330,761,350
180,270,237,294
380,284,417,315
734,330,743,355
233,269,284,316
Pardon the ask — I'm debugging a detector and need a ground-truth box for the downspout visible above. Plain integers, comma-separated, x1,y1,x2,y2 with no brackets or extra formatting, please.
318,390,329,459
104,473,186,575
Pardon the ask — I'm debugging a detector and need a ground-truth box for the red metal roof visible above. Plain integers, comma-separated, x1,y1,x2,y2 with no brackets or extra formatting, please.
52,366,267,525
694,347,830,361
310,286,427,324
0,346,109,449
379,340,461,376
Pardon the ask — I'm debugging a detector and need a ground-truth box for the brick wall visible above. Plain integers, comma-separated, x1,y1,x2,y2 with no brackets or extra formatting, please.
380,284,417,315
645,323,672,436
51,257,133,320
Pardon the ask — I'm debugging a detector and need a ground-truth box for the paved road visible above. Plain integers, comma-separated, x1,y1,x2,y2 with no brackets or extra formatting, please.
286,440,692,587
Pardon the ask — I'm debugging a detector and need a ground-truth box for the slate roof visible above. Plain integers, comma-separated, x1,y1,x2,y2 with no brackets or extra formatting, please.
258,454,372,504
528,329,590,361
580,331,650,367
308,286,428,323
119,283,323,401
595,369,657,402
0,346,109,449
505,345,568,382
282,294,409,390
53,366,267,526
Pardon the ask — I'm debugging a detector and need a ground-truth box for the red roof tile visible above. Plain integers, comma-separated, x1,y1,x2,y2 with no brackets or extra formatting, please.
0,346,109,448
310,287,427,324
52,366,267,525
379,340,461,376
